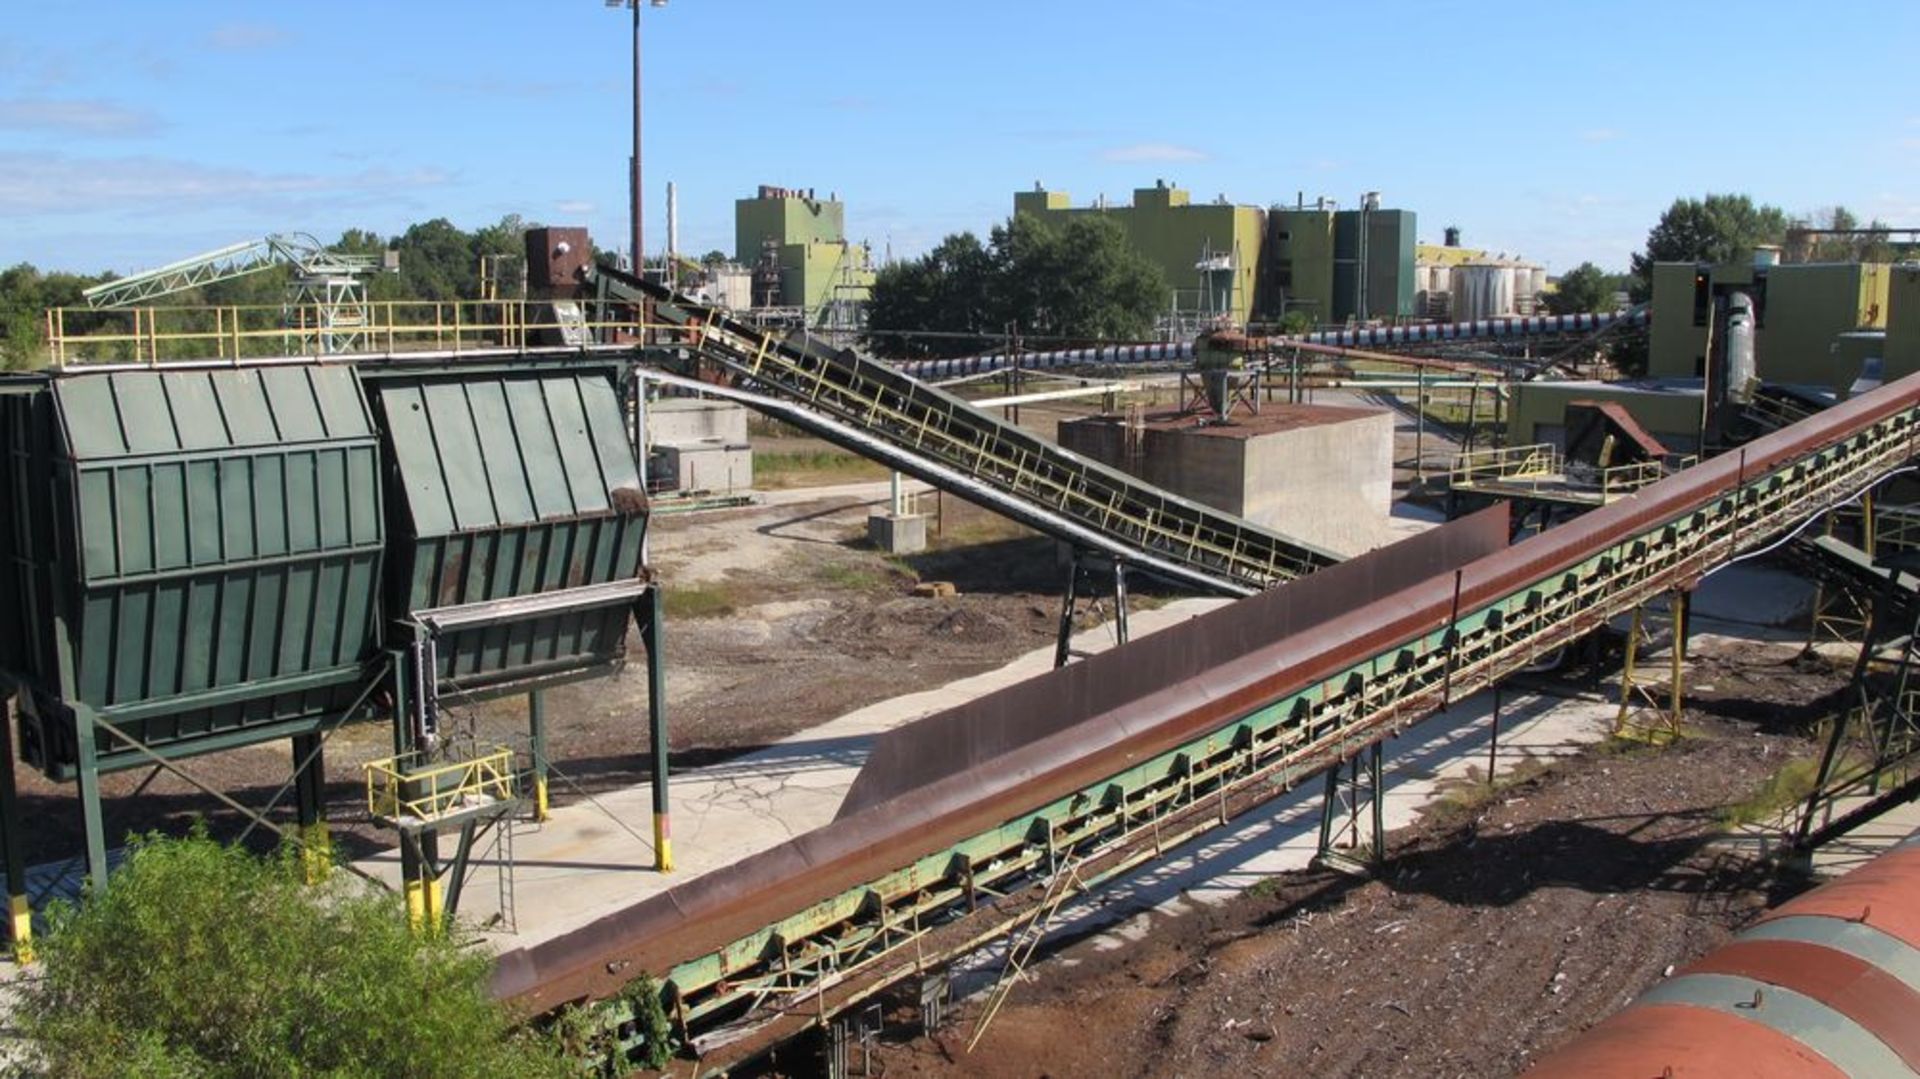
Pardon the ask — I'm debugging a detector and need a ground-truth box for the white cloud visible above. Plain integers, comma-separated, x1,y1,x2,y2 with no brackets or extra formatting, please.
1579,128,1623,143
1101,142,1207,163
207,23,292,51
0,98,161,137
555,199,597,215
0,152,447,214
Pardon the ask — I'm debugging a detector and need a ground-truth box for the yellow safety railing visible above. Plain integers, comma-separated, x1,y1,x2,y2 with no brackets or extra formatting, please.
43,300,648,366
365,747,517,824
1450,443,1563,489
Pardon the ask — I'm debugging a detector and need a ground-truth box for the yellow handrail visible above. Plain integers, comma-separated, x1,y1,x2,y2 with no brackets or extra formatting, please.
365,747,517,824
44,299,652,366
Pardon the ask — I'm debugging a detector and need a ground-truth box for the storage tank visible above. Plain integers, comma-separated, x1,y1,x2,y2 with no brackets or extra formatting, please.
3,367,385,778
1450,264,1515,321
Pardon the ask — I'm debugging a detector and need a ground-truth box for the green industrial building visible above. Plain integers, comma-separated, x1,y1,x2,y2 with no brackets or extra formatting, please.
1013,183,1416,328
1648,259,1892,395
734,185,875,325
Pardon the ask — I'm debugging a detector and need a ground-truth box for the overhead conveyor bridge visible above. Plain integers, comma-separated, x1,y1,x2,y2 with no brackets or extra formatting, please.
590,268,1340,595
496,332,1920,1073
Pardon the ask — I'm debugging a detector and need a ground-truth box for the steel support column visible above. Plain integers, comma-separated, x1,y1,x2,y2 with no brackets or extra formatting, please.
0,685,29,961
74,705,108,893
1615,588,1689,743
291,732,329,882
642,586,672,872
1315,741,1386,873
529,689,550,822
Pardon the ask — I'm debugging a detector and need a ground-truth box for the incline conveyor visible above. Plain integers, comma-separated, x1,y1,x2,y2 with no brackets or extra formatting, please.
496,366,1920,1076
591,268,1340,594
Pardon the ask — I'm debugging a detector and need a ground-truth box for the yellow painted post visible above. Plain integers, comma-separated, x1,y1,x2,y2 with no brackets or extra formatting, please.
299,821,333,886
1669,589,1688,735
1614,606,1644,737
654,812,673,874
9,894,30,964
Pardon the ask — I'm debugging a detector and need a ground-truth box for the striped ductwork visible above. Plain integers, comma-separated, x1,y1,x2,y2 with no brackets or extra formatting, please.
893,310,1647,382
1527,831,1920,1077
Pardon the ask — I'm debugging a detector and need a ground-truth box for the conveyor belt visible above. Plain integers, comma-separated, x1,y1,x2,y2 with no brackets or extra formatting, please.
496,369,1920,1076
593,268,1340,593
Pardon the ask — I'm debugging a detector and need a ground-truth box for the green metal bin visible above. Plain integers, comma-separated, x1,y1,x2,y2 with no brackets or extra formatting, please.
3,366,385,778
363,361,648,698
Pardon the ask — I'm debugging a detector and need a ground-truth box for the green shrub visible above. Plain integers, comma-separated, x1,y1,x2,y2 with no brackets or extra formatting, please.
11,827,571,1079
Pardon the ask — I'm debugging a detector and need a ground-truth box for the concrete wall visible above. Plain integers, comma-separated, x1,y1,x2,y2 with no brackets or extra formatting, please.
1057,405,1394,556
659,444,752,494
648,399,748,445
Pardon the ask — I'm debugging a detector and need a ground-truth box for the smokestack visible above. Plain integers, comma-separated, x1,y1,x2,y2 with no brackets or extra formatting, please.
666,181,679,264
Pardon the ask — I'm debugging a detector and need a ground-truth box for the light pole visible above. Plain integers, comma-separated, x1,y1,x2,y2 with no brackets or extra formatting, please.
608,0,667,276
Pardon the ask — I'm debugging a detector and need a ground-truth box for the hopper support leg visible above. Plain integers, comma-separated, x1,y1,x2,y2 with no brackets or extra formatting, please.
0,688,29,961
642,587,672,872
74,707,108,894
528,689,550,823
292,733,330,882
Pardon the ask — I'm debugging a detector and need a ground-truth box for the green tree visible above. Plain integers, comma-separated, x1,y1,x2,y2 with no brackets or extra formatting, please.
0,263,112,370
393,217,476,300
1545,262,1622,315
12,830,571,1079
1801,206,1897,263
863,214,1166,359
1628,193,1790,301
863,231,996,358
988,212,1166,345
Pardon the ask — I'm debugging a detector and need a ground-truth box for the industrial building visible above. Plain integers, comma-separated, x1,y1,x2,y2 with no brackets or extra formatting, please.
732,185,876,329
1013,182,1417,328
1415,229,1549,321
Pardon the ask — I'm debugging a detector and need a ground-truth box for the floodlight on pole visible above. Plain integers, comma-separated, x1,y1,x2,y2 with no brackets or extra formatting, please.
607,0,667,276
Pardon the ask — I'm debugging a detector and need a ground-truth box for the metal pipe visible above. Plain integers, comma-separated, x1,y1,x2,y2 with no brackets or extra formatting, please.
629,0,643,274
895,310,1646,381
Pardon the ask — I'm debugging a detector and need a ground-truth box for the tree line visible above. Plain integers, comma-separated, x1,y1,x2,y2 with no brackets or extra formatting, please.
0,214,551,370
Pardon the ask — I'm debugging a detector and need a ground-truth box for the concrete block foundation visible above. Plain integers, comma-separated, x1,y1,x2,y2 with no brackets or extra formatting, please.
867,513,928,554
1058,402,1394,556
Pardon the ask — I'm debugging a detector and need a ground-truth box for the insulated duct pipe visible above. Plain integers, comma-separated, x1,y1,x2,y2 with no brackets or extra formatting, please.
895,309,1645,381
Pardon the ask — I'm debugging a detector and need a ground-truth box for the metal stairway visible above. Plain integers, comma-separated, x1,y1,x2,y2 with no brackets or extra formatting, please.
592,268,1340,596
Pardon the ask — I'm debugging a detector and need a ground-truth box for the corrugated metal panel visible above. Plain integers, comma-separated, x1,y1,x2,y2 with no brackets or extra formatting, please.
17,367,384,774
368,365,646,692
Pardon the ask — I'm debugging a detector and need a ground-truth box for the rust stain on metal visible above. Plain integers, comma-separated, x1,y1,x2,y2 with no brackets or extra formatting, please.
493,374,1920,1024
1684,939,1920,1071
1526,1003,1848,1079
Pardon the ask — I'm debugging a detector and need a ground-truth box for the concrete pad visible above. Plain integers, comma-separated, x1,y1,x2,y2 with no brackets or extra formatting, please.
352,597,1233,949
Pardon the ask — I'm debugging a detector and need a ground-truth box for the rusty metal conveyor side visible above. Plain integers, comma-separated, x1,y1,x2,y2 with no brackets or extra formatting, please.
502,370,1920,1073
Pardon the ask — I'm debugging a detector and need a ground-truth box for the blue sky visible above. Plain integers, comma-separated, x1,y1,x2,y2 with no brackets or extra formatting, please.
4,0,1917,277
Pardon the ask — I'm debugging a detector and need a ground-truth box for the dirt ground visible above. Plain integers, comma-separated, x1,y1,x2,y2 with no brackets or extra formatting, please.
848,643,1847,1079
4,482,1092,869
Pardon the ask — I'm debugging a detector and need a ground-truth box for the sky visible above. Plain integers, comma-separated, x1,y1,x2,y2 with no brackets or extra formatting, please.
4,0,1918,278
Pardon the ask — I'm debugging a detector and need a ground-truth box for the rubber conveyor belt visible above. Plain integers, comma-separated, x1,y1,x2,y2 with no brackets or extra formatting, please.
592,267,1341,595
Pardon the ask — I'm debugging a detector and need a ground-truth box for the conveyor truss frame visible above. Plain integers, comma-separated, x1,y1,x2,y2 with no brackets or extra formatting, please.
554,331,1920,1074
